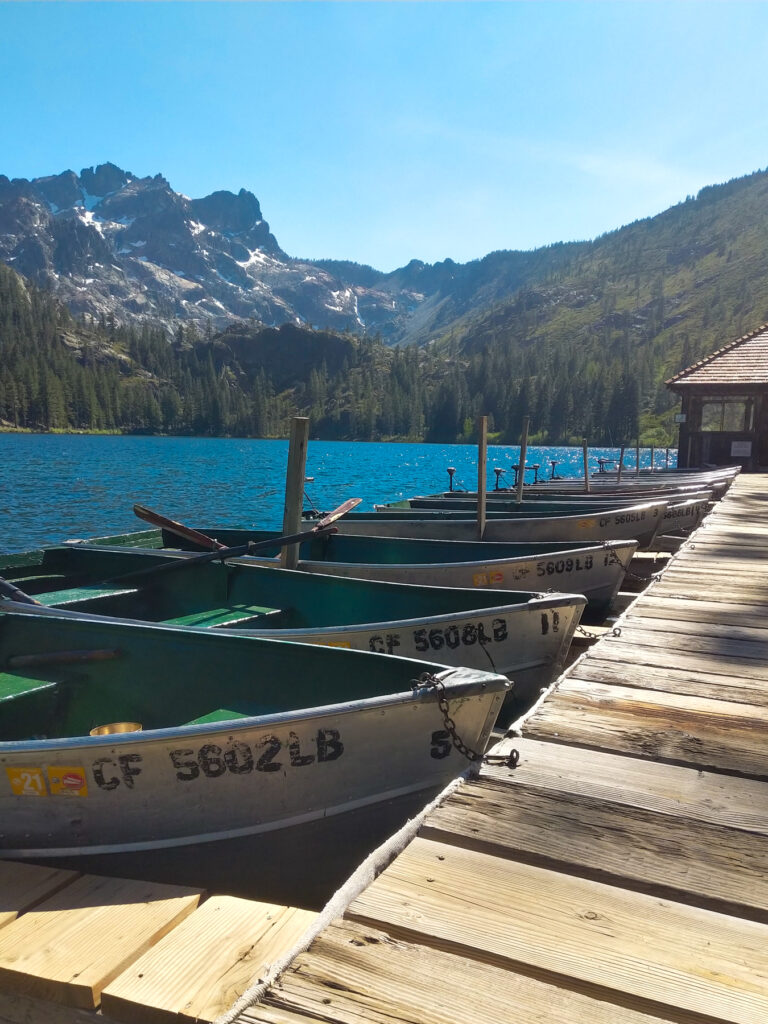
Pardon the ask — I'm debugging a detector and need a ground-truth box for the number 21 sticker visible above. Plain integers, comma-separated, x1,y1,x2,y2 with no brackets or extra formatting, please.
6,766,47,797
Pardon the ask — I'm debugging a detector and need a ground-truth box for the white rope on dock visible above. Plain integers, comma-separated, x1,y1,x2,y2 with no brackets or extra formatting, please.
213,768,474,1024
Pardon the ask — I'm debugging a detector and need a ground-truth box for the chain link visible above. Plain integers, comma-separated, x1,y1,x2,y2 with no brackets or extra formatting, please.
602,540,664,585
575,623,601,640
575,623,622,640
412,673,519,769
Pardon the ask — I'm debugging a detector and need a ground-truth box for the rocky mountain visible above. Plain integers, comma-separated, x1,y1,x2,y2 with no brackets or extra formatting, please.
0,162,582,344
5,164,768,446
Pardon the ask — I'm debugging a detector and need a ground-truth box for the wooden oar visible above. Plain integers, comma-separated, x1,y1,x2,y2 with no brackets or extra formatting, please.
0,577,41,606
104,497,364,584
133,497,362,550
133,504,226,550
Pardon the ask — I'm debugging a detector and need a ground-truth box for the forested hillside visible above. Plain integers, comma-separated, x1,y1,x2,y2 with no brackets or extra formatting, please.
0,263,434,438
3,167,768,444
430,169,768,445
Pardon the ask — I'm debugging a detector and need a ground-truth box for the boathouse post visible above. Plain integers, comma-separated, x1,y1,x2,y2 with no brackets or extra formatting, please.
582,439,590,493
617,444,625,484
650,444,655,472
515,415,529,505
635,438,640,476
477,415,488,540
281,416,310,570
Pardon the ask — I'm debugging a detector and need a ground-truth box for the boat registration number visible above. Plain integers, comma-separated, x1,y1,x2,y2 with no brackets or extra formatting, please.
367,618,510,656
169,729,344,781
537,555,594,575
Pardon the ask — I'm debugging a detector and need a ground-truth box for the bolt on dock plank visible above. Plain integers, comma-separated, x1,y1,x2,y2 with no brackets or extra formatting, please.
235,474,768,1024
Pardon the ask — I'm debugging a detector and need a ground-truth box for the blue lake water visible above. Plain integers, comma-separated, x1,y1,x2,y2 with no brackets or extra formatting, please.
0,434,677,553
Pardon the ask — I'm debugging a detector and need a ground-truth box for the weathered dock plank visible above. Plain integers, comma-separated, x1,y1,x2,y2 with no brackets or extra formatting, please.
569,637,768,681
524,678,768,777
482,736,768,836
243,918,700,1024
420,776,768,921
623,594,768,628
569,655,768,704
346,836,768,1024
597,623,768,660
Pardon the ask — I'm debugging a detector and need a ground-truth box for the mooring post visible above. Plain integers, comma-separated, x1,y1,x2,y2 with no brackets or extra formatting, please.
635,438,640,477
582,438,591,493
650,444,656,473
477,415,488,540
515,415,530,505
281,416,310,570
617,444,625,485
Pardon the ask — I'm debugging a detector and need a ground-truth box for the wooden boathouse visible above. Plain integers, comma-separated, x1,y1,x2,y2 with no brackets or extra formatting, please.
1,473,767,1022
667,323,768,471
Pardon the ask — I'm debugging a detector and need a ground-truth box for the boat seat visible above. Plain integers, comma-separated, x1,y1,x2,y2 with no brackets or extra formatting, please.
9,573,68,587
161,605,283,628
35,584,140,608
184,708,253,725
0,671,59,704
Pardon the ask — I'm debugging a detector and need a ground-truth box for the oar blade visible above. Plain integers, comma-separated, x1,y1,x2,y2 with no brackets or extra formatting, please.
315,497,362,527
133,504,224,550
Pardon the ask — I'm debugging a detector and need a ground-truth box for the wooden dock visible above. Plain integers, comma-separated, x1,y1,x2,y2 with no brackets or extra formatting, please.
0,863,316,1023
2,473,767,1023
238,473,768,1024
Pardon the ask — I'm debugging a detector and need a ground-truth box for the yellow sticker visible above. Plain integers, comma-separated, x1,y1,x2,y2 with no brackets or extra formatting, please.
321,641,352,649
6,766,48,797
577,519,597,528
473,571,504,587
47,766,88,797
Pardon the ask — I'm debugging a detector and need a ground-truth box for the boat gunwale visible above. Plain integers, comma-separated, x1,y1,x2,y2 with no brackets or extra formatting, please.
2,588,586,642
317,498,671,524
10,538,638,579
0,603,510,753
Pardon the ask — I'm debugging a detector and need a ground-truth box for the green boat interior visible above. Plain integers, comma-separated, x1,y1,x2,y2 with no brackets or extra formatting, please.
156,527,616,564
0,543,550,633
63,525,631,566
0,608,461,742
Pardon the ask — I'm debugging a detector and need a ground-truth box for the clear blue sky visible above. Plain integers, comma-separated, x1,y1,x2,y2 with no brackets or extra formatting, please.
2,2,768,272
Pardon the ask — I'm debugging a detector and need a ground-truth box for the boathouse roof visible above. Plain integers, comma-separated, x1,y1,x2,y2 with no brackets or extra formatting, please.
666,323,768,387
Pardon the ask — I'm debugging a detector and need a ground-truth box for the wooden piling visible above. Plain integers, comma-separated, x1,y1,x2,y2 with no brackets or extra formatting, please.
515,415,529,505
582,438,590,493
281,417,309,570
476,416,487,541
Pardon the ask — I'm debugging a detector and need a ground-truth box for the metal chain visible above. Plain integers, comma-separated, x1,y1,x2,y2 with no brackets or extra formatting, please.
601,541,664,585
575,623,622,640
575,623,601,640
412,673,519,768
